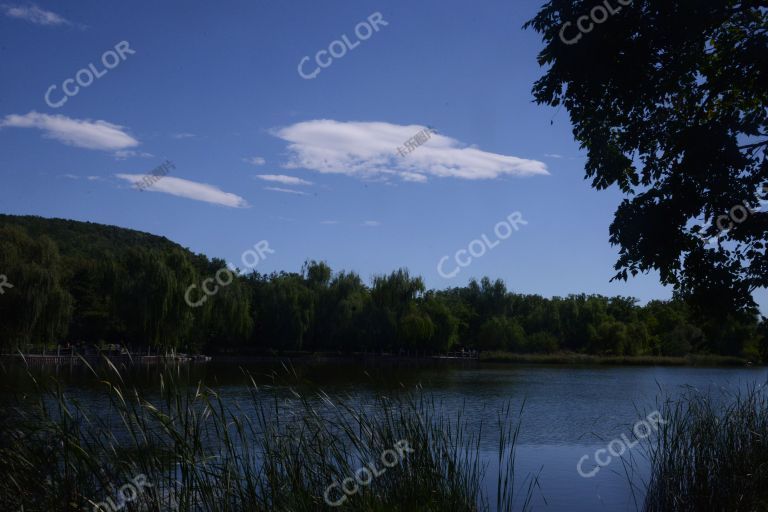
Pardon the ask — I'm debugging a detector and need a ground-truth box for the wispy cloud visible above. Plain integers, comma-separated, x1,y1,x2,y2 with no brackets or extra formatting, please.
115,174,249,208
243,156,266,166
256,174,312,186
273,120,548,183
1,4,70,25
264,187,309,196
1,112,139,151
400,172,428,183
543,153,585,160
172,132,196,139
115,150,154,160
320,220,339,225
362,220,381,227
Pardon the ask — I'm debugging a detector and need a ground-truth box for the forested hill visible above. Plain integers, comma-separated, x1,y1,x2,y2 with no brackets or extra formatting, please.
0,214,188,256
0,215,766,360
0,214,221,352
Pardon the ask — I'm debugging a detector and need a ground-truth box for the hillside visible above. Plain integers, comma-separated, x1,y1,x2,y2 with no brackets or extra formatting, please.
0,214,193,259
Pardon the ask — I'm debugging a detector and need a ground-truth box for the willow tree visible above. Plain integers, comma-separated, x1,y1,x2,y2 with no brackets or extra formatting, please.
369,269,425,351
116,247,198,352
525,1,768,321
0,226,72,350
192,258,253,352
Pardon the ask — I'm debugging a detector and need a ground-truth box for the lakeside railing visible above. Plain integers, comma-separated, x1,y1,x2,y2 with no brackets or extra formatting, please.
0,349,210,366
440,351,479,359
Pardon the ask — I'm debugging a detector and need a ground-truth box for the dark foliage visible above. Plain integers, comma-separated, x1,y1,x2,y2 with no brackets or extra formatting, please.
525,0,768,316
0,215,763,358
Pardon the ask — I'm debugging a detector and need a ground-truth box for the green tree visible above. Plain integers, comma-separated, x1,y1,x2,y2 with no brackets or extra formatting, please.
758,317,768,362
399,306,435,354
478,316,526,352
0,215,762,359
526,1,768,326
525,331,559,354
0,226,72,350
256,273,313,351
589,319,629,355
370,269,425,351
421,294,459,352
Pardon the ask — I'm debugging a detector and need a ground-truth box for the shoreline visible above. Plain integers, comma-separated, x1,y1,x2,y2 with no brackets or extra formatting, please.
1,351,756,368
478,351,754,367
209,351,755,367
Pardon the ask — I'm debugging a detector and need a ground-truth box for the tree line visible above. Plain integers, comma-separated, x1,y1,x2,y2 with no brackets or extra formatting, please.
1,215,766,360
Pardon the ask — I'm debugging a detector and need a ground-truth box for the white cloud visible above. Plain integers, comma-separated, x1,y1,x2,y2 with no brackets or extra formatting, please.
273,120,548,183
544,153,563,159
86,176,103,181
61,174,79,180
115,150,154,160
115,174,249,208
256,174,312,186
264,187,309,196
243,156,266,166
400,172,428,183
320,220,339,225
362,220,381,227
1,112,139,151
172,132,196,139
2,4,70,25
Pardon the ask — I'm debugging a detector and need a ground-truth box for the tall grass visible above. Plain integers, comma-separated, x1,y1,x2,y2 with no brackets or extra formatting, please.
640,385,768,512
0,359,540,511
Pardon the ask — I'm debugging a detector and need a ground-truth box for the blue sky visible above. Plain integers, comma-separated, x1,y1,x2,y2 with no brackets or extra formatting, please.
0,0,764,311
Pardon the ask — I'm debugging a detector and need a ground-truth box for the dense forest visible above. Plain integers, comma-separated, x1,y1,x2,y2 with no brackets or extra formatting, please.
1,215,766,360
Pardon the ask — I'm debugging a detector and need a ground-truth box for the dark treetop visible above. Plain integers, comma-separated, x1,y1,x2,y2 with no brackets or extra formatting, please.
525,0,768,316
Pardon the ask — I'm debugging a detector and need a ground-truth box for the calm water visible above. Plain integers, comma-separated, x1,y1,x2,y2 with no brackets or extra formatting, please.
4,360,766,511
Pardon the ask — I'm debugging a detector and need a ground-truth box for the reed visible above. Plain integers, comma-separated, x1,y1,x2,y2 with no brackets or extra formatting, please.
0,358,539,511
639,385,768,512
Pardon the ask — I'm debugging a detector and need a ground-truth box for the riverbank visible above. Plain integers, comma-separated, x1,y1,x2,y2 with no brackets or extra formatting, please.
0,352,211,366
478,351,754,367
2,350,755,368
214,350,754,367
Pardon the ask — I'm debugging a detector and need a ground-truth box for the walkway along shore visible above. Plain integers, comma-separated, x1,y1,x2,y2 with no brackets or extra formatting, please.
0,351,211,366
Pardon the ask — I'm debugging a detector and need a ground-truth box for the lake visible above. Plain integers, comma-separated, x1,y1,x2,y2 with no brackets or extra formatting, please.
3,360,765,511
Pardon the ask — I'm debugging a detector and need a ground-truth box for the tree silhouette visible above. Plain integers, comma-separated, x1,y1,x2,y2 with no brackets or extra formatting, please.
525,0,768,315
